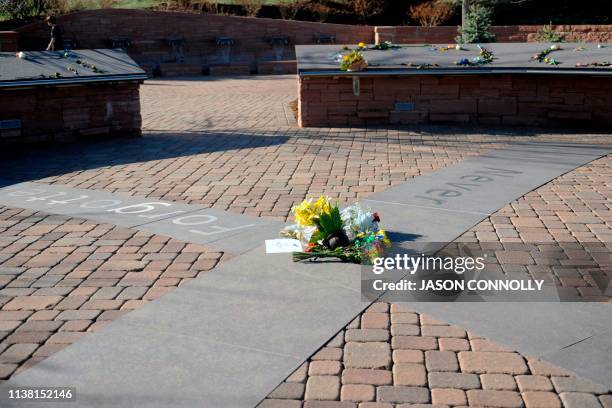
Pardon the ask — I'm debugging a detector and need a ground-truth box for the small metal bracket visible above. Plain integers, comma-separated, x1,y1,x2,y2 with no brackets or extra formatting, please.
352,76,360,97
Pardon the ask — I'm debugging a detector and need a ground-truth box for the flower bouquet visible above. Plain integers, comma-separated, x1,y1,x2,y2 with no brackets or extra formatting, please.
340,49,368,72
531,45,562,65
281,196,390,264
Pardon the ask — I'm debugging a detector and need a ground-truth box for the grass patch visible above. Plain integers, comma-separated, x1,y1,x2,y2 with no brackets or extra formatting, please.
112,0,163,8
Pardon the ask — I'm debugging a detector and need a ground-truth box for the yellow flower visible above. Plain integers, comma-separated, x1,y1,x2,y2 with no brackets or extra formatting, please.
313,196,332,216
292,199,315,227
358,42,366,48
377,229,392,247
343,55,350,61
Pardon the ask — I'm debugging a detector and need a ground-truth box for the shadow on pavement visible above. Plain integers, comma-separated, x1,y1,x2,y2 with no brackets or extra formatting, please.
0,131,289,188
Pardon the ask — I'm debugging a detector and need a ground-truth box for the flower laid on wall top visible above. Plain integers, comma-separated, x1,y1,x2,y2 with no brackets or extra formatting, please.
453,45,495,67
531,44,562,65
576,61,612,67
437,44,466,52
402,63,440,69
60,52,106,74
339,49,368,72
281,196,390,264
15,51,26,59
358,42,366,49
370,41,403,51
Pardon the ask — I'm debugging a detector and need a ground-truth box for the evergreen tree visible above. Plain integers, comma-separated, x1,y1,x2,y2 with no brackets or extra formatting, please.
455,4,496,43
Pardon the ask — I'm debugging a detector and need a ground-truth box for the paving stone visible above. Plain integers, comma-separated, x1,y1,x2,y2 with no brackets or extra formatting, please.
424,351,458,372
458,352,528,374
56,309,101,321
312,347,343,361
60,320,92,332
4,330,51,344
470,339,514,352
0,321,21,331
376,386,430,404
344,342,391,369
3,295,62,311
599,395,612,408
305,376,340,400
551,376,610,394
308,361,341,376
428,372,481,390
431,388,467,406
0,343,38,363
438,338,470,351
361,313,389,329
521,391,561,408
391,313,419,325
91,287,122,300
392,336,438,351
0,363,18,379
390,324,420,336
345,329,389,343
527,358,575,377
303,402,356,408
421,325,466,338
342,369,392,385
480,374,517,390
466,390,524,408
559,392,605,408
356,403,392,408
326,332,345,348
286,362,308,383
16,320,62,332
341,384,375,402
258,399,302,408
268,382,305,399
47,331,86,344
393,350,424,364
393,363,427,386
515,375,553,392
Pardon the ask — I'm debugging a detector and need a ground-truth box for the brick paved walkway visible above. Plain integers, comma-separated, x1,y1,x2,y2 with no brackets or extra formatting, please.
259,153,612,407
262,302,611,408
0,76,610,403
0,207,224,379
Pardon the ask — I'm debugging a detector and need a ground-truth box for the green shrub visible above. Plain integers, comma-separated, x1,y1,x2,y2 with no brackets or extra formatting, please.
0,0,54,20
535,22,566,42
456,4,496,43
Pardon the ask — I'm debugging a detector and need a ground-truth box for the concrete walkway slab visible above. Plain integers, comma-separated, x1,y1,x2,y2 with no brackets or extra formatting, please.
368,143,609,216
1,324,303,408
0,182,283,255
543,329,612,387
1,142,610,406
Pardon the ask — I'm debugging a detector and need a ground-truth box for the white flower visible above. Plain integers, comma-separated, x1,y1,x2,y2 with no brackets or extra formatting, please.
16,52,26,59
280,224,317,245
340,203,378,240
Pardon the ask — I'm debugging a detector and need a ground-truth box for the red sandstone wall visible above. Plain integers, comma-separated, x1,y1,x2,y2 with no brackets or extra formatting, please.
0,31,19,52
15,9,374,69
375,25,612,44
13,10,612,76
0,83,141,145
298,75,612,128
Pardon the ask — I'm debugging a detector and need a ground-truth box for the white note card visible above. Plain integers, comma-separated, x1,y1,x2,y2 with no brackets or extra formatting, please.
265,239,303,253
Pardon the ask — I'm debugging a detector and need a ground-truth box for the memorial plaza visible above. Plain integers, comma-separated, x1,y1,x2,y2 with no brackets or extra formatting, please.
0,6,611,408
